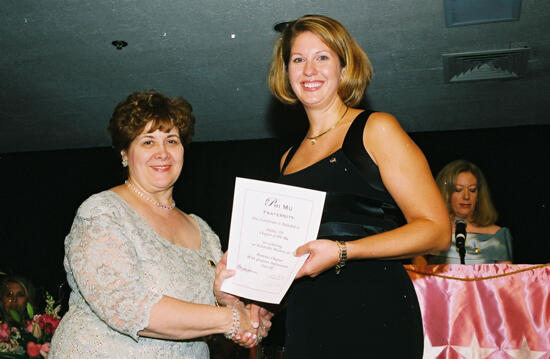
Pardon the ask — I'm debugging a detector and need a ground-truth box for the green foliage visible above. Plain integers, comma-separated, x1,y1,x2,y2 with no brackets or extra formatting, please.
26,303,34,319
7,310,20,323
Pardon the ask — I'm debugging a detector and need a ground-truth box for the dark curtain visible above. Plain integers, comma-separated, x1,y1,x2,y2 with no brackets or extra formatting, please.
1,125,549,304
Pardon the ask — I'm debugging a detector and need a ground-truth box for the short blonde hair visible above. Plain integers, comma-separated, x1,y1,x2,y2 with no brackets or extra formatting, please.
267,15,373,106
436,160,498,226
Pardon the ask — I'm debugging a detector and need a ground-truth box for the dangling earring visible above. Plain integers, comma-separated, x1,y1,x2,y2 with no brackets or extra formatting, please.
122,158,128,167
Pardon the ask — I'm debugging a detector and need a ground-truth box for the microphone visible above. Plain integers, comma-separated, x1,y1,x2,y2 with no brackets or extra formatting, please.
455,219,467,264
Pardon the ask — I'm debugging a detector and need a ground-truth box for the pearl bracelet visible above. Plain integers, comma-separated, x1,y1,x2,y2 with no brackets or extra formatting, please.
224,307,240,340
335,241,347,275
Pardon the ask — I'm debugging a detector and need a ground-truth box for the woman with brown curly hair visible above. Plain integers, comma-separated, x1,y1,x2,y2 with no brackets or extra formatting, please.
49,90,270,358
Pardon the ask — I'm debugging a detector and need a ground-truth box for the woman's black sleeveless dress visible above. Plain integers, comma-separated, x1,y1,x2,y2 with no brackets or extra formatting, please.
278,110,424,358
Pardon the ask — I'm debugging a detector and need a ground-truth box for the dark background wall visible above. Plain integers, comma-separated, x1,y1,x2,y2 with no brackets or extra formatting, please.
1,124,549,307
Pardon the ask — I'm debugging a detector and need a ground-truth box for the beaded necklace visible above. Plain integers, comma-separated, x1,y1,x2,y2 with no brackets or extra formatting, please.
125,180,176,210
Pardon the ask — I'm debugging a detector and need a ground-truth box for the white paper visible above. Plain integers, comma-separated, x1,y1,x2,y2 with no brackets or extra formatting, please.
221,177,326,304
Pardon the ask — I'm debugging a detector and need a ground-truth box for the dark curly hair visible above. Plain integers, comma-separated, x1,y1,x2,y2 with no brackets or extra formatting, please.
108,90,195,158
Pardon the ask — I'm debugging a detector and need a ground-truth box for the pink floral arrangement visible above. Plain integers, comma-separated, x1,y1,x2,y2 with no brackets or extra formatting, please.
0,293,60,358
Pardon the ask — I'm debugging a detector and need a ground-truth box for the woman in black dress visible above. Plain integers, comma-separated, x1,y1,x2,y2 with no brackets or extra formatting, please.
267,15,451,358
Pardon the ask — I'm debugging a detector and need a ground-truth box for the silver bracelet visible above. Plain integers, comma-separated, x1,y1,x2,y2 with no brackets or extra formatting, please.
224,307,240,340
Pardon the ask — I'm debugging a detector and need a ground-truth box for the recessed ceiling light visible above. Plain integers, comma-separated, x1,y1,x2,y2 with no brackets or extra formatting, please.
111,40,128,50
273,21,291,33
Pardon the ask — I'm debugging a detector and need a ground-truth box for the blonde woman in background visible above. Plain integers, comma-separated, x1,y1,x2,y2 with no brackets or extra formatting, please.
415,159,513,264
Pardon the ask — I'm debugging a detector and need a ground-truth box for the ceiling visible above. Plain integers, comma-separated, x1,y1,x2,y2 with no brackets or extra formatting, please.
1,0,549,153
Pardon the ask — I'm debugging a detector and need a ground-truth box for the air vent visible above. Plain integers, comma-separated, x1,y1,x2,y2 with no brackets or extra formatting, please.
442,47,530,83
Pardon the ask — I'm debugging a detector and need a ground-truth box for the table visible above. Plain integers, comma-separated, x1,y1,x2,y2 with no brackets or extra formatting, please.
405,264,550,359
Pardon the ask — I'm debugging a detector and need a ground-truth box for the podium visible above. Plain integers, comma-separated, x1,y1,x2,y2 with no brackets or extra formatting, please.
405,264,550,358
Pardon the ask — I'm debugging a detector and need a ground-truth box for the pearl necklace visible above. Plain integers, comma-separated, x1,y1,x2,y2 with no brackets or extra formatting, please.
125,180,176,210
306,106,349,145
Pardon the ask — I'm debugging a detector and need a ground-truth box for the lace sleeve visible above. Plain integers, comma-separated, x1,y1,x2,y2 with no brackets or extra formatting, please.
66,197,163,341
193,215,223,263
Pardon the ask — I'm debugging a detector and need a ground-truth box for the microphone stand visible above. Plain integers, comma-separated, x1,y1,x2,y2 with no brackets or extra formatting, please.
455,219,467,265
457,241,466,264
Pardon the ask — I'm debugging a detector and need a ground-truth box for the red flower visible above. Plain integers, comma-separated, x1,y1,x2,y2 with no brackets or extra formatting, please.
27,341,42,357
0,322,10,342
42,314,61,335
26,319,34,333
40,342,51,358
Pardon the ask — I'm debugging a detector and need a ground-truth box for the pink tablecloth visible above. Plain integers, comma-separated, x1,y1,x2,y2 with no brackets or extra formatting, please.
405,264,550,359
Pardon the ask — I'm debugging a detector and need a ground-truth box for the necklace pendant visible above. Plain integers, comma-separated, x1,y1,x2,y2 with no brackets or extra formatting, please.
305,106,348,145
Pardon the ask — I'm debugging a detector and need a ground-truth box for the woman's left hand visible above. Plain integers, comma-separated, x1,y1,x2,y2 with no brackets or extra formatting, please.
294,239,340,278
214,252,242,307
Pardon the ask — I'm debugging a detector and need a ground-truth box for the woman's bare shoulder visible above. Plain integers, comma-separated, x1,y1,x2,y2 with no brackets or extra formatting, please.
365,111,399,129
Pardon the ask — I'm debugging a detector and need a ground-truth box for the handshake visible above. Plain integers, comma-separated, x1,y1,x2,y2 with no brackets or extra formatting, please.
214,252,275,348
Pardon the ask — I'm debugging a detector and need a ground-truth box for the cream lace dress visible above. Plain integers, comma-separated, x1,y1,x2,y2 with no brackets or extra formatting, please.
49,190,223,358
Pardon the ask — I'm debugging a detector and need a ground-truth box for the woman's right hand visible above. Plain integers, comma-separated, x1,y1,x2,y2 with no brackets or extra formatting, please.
230,301,273,348
230,302,258,348
216,252,273,347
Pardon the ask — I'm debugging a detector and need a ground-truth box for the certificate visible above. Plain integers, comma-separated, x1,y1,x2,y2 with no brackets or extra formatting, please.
221,177,326,304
